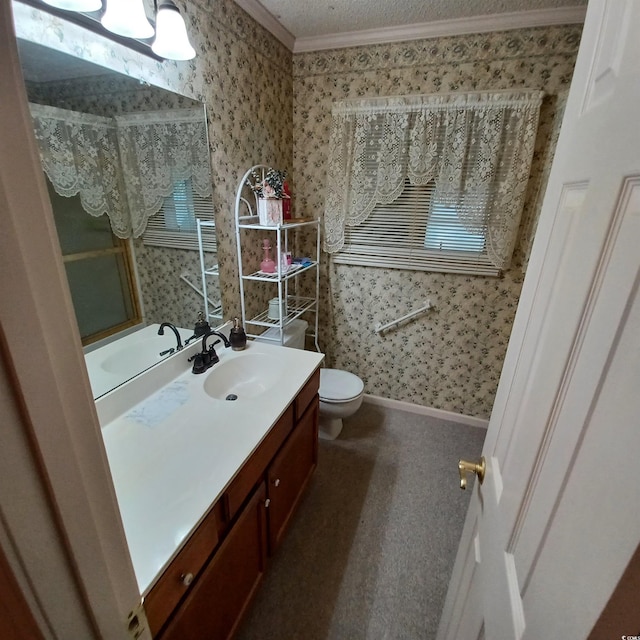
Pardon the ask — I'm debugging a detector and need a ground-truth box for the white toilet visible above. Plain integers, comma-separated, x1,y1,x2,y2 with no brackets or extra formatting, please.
317,368,364,439
256,320,365,439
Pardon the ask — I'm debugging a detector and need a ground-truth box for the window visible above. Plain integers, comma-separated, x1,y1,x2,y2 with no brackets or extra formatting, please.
324,90,543,273
142,178,216,251
334,181,500,276
46,180,141,345
424,203,485,253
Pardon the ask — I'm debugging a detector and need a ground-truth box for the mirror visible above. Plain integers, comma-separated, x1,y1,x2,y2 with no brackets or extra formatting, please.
16,35,222,399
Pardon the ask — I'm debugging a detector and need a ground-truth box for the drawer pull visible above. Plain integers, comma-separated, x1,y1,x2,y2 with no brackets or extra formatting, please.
264,498,271,508
273,478,281,487
180,572,194,586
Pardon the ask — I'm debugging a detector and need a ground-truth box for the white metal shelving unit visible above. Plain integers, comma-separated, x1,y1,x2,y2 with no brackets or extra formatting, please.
235,164,320,350
196,219,223,324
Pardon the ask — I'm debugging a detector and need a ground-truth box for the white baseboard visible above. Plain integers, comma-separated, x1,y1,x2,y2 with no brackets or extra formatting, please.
363,394,489,429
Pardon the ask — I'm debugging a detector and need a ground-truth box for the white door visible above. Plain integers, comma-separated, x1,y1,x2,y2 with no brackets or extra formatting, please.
437,1,640,638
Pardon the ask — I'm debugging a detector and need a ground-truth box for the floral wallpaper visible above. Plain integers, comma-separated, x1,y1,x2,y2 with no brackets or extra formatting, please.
292,25,581,418
15,1,582,419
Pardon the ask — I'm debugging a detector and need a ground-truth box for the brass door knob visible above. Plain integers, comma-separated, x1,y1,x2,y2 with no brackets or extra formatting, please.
458,457,486,490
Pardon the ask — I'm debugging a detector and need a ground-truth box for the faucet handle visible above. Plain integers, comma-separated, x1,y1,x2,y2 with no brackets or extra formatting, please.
188,353,207,374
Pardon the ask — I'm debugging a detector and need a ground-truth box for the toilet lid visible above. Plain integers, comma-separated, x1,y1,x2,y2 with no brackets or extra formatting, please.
319,368,364,403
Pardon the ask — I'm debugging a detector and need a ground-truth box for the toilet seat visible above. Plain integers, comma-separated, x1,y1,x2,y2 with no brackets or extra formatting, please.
319,368,364,403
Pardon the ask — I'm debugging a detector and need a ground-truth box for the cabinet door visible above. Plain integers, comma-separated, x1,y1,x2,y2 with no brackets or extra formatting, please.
267,396,318,554
159,483,267,640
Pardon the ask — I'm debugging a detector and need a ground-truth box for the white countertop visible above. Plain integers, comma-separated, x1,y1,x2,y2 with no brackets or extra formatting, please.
97,339,324,594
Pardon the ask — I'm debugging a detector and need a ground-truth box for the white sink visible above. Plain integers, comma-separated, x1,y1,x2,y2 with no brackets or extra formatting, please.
203,352,285,400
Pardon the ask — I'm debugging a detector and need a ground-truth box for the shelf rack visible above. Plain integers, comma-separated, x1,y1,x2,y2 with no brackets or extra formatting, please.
235,165,320,350
196,219,223,324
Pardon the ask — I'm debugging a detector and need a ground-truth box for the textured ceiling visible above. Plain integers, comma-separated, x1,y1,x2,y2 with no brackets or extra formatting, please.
257,0,587,39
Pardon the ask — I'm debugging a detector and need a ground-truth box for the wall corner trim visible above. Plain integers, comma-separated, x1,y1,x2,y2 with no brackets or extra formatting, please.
234,0,296,50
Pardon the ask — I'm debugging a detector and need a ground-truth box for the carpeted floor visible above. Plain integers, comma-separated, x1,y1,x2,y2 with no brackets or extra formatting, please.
236,401,486,640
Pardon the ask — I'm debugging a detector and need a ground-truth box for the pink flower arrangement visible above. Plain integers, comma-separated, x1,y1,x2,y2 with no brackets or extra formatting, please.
247,168,289,199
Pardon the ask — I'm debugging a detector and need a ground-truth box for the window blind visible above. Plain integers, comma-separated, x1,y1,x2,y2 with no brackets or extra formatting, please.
333,181,501,276
143,178,216,252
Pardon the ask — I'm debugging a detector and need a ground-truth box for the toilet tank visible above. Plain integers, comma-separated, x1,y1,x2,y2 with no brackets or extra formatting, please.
255,319,308,350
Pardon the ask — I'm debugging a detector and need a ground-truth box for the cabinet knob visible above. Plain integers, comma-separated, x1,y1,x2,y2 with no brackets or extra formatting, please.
273,478,281,487
181,572,194,586
264,498,271,508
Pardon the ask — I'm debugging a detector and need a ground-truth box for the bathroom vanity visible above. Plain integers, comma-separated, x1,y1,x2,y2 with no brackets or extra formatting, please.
96,338,323,639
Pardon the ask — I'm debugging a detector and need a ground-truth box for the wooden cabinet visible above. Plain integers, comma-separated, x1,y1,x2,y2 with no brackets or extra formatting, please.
147,368,320,639
160,483,268,640
225,405,294,522
145,502,222,637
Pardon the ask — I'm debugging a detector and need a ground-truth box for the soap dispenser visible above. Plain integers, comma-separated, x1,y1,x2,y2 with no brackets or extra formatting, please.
194,311,211,337
229,317,247,351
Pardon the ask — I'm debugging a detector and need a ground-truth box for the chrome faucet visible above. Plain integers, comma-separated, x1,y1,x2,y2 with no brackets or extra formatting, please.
158,322,183,353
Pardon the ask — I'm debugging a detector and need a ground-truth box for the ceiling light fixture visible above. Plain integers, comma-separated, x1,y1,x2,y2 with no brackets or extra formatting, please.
33,0,196,61
151,0,196,61
101,0,155,40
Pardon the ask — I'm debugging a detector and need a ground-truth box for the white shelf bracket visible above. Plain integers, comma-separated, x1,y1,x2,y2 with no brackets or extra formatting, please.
180,272,221,311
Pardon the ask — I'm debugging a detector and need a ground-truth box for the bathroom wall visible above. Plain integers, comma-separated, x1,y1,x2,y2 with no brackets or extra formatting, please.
292,25,582,418
18,3,582,419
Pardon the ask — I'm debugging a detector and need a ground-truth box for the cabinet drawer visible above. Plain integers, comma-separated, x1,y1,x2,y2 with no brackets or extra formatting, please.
144,504,220,637
225,404,294,521
294,368,320,421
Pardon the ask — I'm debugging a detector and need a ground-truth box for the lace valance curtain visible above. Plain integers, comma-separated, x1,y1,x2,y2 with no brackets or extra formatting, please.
30,103,131,238
115,109,212,238
29,105,211,239
324,90,543,269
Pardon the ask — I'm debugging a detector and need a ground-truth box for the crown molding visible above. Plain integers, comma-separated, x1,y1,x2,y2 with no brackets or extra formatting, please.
292,6,587,53
233,0,295,50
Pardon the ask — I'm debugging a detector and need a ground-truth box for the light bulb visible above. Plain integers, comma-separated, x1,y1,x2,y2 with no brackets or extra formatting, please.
151,1,196,61
41,0,102,10
101,0,154,39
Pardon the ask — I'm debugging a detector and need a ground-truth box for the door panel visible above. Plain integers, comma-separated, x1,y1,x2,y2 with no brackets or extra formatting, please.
437,1,640,637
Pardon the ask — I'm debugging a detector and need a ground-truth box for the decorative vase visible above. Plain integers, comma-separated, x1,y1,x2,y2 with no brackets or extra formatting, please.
260,239,276,273
258,198,283,226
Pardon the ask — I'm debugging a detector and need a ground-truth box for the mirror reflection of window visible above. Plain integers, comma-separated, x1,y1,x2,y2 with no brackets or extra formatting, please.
46,179,142,345
165,180,196,232
143,178,217,251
